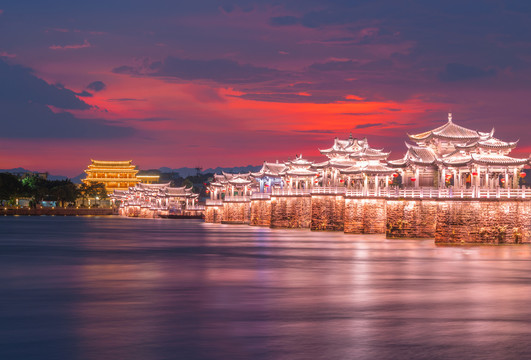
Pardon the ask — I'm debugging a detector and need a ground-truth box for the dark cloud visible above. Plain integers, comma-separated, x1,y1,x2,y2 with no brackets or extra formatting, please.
112,65,137,74
269,16,300,26
0,101,134,139
86,80,106,92
236,93,350,104
0,59,133,139
309,60,360,72
0,59,90,110
107,98,147,102
76,90,93,97
355,123,383,129
438,63,497,82
113,57,286,84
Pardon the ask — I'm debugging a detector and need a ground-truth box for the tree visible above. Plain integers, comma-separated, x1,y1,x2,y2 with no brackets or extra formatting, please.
0,173,24,204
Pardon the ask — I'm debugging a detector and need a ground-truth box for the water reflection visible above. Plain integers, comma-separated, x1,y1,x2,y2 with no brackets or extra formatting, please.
1,216,531,359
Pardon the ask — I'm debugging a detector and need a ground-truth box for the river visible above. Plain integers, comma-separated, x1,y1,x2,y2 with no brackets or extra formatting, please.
1,216,531,359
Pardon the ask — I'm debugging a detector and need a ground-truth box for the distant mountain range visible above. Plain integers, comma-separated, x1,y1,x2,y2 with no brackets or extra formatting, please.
1,165,262,184
0,167,72,181
159,165,262,177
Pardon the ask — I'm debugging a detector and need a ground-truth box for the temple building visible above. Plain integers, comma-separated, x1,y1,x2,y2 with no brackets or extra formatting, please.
314,135,394,192
251,161,286,192
208,172,254,199
83,160,139,193
112,182,198,217
281,154,319,190
389,113,529,189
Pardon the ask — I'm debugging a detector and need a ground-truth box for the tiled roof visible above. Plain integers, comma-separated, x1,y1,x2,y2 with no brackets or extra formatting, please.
408,114,480,142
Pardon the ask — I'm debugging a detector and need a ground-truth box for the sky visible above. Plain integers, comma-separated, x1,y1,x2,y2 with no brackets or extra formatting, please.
1,0,531,176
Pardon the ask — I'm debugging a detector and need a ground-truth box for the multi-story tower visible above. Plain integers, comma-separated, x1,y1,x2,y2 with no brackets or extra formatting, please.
83,160,139,193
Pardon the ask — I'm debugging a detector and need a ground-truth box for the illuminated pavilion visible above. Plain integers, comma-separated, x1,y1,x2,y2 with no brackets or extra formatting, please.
205,112,530,200
83,160,140,193
389,113,529,189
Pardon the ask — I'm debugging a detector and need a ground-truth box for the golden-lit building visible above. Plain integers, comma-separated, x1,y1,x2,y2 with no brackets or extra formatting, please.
83,160,140,193
137,174,160,184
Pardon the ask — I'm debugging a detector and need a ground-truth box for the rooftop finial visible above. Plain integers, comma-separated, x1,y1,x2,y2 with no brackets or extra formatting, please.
448,112,453,122
349,132,353,139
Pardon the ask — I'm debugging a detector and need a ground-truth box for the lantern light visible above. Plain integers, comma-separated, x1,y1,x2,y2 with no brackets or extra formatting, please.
501,178,506,183
411,178,416,182
520,172,527,178
472,172,478,176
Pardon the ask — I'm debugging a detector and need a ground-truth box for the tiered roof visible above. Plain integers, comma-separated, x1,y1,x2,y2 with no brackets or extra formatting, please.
281,154,318,177
395,113,528,168
210,172,253,187
320,134,367,156
408,113,482,142
340,163,395,175
251,161,287,178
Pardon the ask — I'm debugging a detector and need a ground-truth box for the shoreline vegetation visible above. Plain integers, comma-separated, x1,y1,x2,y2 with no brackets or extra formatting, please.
1,207,113,216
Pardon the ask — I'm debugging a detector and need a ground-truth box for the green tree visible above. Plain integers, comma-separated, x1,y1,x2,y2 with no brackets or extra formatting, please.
0,173,24,204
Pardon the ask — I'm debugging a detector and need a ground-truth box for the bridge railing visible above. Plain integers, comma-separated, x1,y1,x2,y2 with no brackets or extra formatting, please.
205,199,224,206
186,205,205,211
311,187,346,195
223,196,251,202
345,187,531,199
271,189,311,196
250,193,271,200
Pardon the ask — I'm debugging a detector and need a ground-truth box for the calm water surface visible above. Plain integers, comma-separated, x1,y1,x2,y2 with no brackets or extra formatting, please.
1,216,531,360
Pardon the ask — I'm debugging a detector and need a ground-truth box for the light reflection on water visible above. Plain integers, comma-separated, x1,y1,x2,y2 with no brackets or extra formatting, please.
2,216,531,359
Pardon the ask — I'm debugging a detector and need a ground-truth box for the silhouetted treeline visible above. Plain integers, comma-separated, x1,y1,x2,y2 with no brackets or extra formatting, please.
0,173,106,207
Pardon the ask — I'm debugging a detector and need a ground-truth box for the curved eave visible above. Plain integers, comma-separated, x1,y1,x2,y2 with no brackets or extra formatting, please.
431,133,480,141
408,133,432,142
286,170,318,176
477,143,517,150
472,159,528,166
442,160,472,167
350,155,390,161
410,160,437,166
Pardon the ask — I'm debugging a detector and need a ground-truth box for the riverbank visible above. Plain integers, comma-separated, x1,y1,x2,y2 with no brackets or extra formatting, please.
0,207,114,216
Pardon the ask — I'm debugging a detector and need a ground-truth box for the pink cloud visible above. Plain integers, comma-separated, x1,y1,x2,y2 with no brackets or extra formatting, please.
49,39,91,50
0,9,3,15
0,51,16,58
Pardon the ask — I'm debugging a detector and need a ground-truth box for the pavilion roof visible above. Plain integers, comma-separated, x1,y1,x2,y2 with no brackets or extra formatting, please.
470,153,529,166
408,113,481,142
340,163,395,175
404,144,438,165
455,136,518,151
164,186,193,195
320,135,367,154
137,182,171,189
441,151,473,167
228,177,252,185
251,161,287,178
285,168,319,177
285,154,313,167
90,159,134,167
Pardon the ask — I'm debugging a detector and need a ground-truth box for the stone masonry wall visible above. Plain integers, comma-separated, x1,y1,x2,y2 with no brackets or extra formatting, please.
344,198,387,234
250,199,272,226
435,200,531,244
222,202,250,224
270,196,311,228
311,195,345,231
204,205,223,223
386,200,438,239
